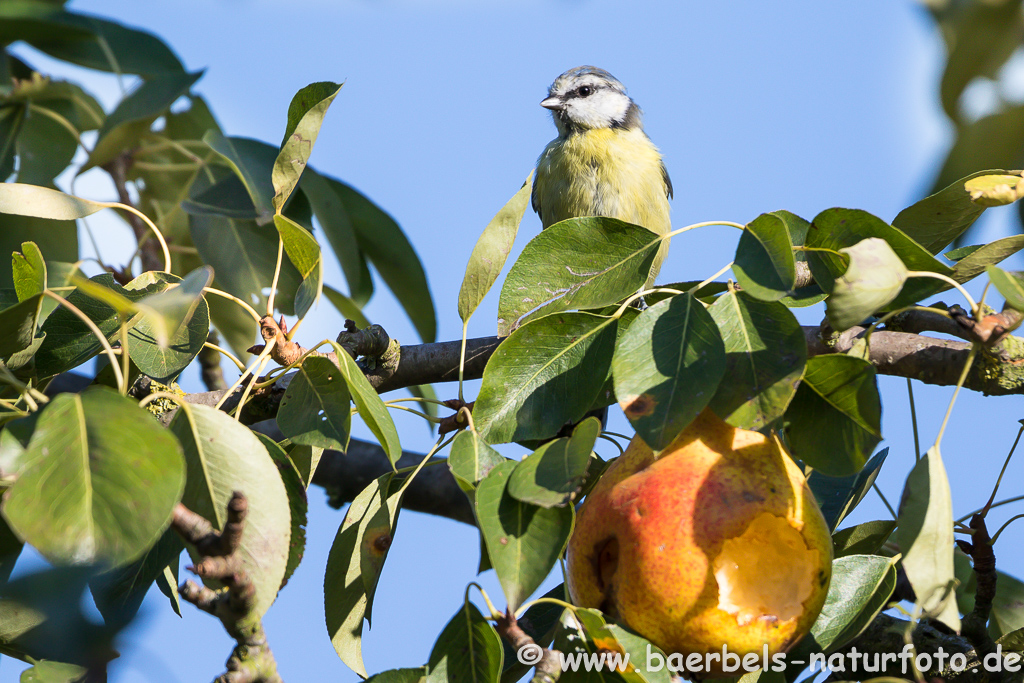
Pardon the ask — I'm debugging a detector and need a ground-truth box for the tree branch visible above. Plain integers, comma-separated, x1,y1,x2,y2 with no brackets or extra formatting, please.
101,151,163,274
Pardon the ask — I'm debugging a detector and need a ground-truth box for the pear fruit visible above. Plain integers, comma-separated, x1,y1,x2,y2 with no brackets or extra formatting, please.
566,409,832,675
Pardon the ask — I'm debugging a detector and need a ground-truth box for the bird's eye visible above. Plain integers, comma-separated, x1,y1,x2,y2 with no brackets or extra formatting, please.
578,86,592,97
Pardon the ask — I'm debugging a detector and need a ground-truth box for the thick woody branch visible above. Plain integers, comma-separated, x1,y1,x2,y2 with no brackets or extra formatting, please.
101,151,163,274
171,494,283,683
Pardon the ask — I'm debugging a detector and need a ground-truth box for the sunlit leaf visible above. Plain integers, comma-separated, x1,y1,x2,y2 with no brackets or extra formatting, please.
274,214,322,318
2,387,184,567
458,174,533,323
303,170,372,304
278,355,352,451
898,445,959,631
474,312,617,444
325,473,401,678
497,217,659,336
988,265,1024,310
508,417,599,508
733,212,796,301
825,238,908,332
0,183,105,221
272,82,343,212
950,235,1024,284
329,341,402,467
11,241,45,302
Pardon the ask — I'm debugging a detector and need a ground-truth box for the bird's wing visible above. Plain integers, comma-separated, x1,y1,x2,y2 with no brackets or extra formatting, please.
531,165,543,222
660,159,673,200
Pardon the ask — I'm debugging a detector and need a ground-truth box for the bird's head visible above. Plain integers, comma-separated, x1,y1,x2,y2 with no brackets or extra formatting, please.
541,66,642,135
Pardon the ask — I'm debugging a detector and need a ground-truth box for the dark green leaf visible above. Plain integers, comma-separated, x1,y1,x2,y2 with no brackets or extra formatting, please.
806,208,952,309
785,356,882,477
84,71,202,172
0,293,42,362
733,213,796,301
932,105,1024,198
807,448,888,532
0,515,23,583
88,529,183,627
366,669,428,683
0,214,77,290
832,520,896,558
329,341,402,467
475,461,573,611
497,217,658,336
303,170,372,304
272,82,343,212
458,174,533,323
169,404,291,620
278,356,352,451
15,104,78,186
330,177,436,342
325,473,401,678
894,169,1017,254
898,445,959,631
127,269,211,382
2,387,184,567
612,293,726,451
427,600,504,683
508,417,599,508
474,312,617,444
181,174,259,220
203,133,277,222
708,292,806,430
955,552,1024,640
285,443,324,489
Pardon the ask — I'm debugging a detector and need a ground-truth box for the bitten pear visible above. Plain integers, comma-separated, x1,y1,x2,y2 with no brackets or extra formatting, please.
566,410,832,676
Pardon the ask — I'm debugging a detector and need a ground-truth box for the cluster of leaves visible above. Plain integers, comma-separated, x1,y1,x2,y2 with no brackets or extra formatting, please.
343,156,1024,681
0,2,436,679
2,2,1024,683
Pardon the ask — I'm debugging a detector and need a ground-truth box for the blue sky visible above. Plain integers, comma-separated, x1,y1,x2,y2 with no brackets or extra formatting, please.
4,1,1024,681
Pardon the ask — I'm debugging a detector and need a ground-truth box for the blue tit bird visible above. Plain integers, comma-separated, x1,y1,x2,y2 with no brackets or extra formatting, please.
532,66,672,288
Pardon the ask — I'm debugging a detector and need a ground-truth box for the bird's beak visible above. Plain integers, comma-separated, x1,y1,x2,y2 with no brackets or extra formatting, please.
540,96,563,110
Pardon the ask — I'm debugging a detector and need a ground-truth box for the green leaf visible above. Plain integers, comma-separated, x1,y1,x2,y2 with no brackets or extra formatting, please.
273,214,322,318
0,183,105,221
802,554,897,654
255,434,308,591
277,356,352,451
272,82,343,212
328,341,402,468
168,404,291,621
427,600,504,683
12,241,46,301
0,214,77,290
83,71,202,172
508,417,599,508
458,174,533,323
806,208,952,309
0,515,24,584
19,660,88,682
15,105,77,187
329,177,436,342
475,461,573,611
785,355,882,477
127,270,211,382
189,212,302,316
807,448,888,531
0,293,42,362
325,473,401,678
474,312,617,444
612,293,726,451
302,170,372,304
2,387,184,567
448,429,506,488
934,105,1024,196
963,173,1024,207
366,669,428,683
988,266,1024,310
893,170,1018,254
956,558,1024,640
898,445,960,631
1,6,185,76
832,520,896,558
88,529,183,628
497,217,659,336
323,284,371,329
733,213,796,301
950,235,1024,284
285,442,323,489
708,292,806,430
825,238,909,332
203,132,277,223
